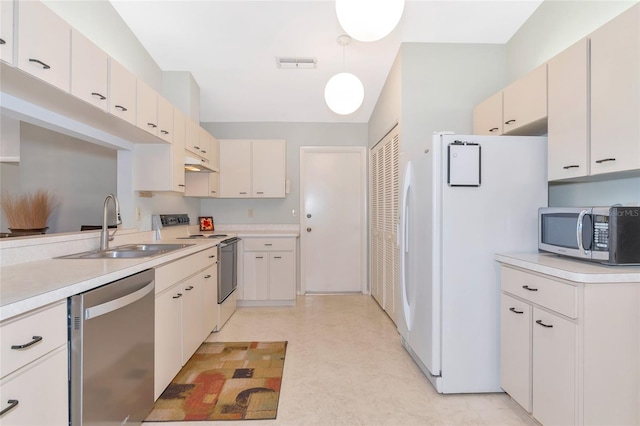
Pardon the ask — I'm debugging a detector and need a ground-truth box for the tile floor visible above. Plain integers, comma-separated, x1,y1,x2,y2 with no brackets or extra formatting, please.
144,294,537,426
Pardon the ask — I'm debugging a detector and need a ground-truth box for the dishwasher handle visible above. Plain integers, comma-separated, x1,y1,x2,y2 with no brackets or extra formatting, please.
84,281,154,321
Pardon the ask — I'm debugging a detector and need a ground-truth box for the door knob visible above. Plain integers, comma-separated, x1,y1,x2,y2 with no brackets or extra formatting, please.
307,214,312,218
307,227,312,232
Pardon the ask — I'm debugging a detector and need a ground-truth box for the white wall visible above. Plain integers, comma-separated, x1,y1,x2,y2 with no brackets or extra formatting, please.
507,0,640,207
506,0,637,83
200,122,367,224
9,123,118,233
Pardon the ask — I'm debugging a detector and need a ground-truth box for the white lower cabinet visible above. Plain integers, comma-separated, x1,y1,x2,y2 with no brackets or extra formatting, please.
154,282,183,400
0,345,68,425
500,264,640,425
0,301,68,425
239,237,297,305
532,307,576,426
154,246,219,400
500,294,532,412
202,264,218,337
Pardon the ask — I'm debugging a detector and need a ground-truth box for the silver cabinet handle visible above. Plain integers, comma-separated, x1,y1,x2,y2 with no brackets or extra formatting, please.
11,336,42,349
0,400,19,416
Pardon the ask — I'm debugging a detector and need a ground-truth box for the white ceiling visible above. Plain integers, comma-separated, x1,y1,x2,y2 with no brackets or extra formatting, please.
110,0,543,123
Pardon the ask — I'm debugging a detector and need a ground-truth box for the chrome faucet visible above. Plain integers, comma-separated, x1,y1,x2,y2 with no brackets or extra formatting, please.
100,194,122,250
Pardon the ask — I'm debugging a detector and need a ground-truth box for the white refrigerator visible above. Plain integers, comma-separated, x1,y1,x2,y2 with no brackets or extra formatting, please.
397,132,547,393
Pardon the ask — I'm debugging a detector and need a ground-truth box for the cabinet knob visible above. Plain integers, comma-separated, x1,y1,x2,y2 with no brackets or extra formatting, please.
172,293,183,299
522,285,538,292
185,286,194,291
489,127,499,132
91,92,106,101
0,38,6,45
115,105,128,112
307,227,312,232
204,274,212,279
161,130,169,135
509,307,524,315
504,119,516,125
562,165,580,170
307,214,312,218
147,122,157,128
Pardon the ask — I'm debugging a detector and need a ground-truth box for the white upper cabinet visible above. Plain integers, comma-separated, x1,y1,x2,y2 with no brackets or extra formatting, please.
590,3,640,175
136,78,158,136
17,0,71,92
503,64,547,135
547,38,589,181
108,58,136,125
0,0,14,65
252,139,285,197
219,139,286,198
71,29,108,111
219,139,252,197
472,91,503,135
157,95,174,143
198,127,212,163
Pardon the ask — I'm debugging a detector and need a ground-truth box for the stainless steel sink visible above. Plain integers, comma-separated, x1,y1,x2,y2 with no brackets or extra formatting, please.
56,243,194,260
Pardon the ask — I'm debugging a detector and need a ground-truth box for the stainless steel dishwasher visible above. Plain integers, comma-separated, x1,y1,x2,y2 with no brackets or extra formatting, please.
69,269,155,426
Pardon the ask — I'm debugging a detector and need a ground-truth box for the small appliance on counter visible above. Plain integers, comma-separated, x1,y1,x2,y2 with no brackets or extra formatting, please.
538,206,640,265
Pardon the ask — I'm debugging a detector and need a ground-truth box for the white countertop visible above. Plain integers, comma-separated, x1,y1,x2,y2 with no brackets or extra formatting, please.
216,224,300,238
496,252,640,283
0,237,221,322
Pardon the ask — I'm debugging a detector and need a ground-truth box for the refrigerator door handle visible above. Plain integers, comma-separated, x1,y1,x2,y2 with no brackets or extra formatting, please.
401,161,413,330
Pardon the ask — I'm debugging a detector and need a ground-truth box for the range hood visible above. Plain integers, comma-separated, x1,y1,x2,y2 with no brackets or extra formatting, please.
184,156,215,173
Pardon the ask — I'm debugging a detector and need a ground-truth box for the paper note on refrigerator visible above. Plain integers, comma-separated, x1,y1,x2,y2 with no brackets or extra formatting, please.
447,142,481,187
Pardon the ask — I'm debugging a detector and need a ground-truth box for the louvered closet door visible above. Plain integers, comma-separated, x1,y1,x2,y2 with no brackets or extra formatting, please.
369,127,400,324
370,148,383,305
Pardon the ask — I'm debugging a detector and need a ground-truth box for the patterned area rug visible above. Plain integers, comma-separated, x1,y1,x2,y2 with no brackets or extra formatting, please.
145,341,287,421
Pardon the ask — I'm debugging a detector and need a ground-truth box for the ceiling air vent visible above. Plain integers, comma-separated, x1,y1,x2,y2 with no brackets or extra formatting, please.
276,57,317,69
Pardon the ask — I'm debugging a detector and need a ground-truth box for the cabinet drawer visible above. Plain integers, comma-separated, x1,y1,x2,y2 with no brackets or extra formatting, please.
501,267,578,318
0,345,68,425
0,301,67,379
243,237,295,251
155,246,217,294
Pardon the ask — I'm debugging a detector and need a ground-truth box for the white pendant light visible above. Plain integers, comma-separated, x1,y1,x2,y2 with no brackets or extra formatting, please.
336,0,405,42
324,35,364,115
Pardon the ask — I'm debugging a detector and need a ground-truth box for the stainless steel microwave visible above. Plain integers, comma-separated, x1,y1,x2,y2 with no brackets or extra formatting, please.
538,206,640,265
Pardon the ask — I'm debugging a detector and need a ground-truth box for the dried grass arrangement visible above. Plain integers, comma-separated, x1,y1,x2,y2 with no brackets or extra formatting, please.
1,190,57,234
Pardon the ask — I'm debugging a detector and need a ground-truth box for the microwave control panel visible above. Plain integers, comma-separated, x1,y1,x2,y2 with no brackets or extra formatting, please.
593,215,609,250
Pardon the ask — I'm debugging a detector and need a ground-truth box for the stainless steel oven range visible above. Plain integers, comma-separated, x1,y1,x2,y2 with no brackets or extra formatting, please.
218,237,239,303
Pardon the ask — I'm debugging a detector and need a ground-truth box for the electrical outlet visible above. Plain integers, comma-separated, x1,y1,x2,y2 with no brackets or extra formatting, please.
248,208,254,218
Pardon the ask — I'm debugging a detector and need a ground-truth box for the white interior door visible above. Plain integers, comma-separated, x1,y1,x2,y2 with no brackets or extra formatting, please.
300,147,367,293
